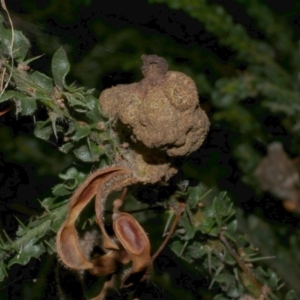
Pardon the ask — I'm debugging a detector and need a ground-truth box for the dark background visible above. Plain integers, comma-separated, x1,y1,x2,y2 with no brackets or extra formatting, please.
1,0,300,299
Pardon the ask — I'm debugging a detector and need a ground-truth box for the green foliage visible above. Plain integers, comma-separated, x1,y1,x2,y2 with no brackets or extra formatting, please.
0,14,30,63
170,185,292,299
0,15,114,288
1,0,300,299
0,165,89,282
0,15,115,165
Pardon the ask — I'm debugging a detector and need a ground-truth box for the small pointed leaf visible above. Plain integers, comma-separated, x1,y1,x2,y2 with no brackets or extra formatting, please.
170,240,185,257
0,91,25,103
59,142,74,154
52,47,70,89
85,94,106,123
8,239,45,267
285,290,298,300
71,124,91,141
52,183,73,196
34,120,53,140
187,184,209,208
17,96,37,115
30,71,54,93
0,22,30,62
73,140,103,162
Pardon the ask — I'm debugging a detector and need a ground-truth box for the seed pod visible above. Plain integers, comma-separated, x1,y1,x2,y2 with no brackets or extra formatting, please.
112,207,152,287
56,166,132,270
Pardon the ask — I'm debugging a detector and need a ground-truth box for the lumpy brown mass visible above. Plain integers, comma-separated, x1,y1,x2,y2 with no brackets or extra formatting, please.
99,54,209,157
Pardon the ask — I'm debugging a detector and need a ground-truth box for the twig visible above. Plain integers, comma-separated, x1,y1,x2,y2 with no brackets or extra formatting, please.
0,67,6,91
219,233,263,290
151,202,185,261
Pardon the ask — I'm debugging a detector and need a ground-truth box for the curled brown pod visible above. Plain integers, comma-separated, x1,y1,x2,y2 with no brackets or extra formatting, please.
56,166,132,270
112,206,152,287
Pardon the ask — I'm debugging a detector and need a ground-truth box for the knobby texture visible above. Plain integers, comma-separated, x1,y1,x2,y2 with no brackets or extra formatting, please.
100,54,209,183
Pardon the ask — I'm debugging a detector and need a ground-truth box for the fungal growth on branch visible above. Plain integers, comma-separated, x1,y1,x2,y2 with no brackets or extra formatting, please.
57,55,209,299
100,54,210,183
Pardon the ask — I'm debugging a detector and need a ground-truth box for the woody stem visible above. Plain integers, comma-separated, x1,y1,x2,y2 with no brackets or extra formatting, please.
219,233,263,290
151,202,185,261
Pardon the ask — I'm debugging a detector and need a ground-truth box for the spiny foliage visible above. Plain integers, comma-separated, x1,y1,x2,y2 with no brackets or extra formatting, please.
1,0,300,299
0,14,114,164
0,13,113,283
169,186,297,299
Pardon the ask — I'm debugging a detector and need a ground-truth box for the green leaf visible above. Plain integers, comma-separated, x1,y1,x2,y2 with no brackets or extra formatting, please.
0,21,30,62
41,197,67,211
52,183,73,196
197,206,216,234
71,124,91,141
285,290,298,300
207,226,220,237
213,192,234,227
50,113,61,139
178,214,196,240
17,96,37,115
266,270,279,289
34,120,53,140
59,167,80,180
0,91,25,103
170,240,185,257
59,142,74,154
226,285,241,298
187,241,207,259
29,71,54,93
52,47,70,89
223,251,236,266
8,239,45,267
41,197,57,211
213,273,235,285
226,219,237,232
58,167,87,189
73,140,103,162
187,184,207,208
85,94,105,123
64,92,86,110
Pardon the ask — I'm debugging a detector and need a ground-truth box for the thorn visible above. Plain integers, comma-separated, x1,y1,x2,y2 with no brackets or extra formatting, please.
38,199,52,214
0,262,8,277
44,240,55,252
0,236,8,250
14,215,27,230
179,240,188,257
2,230,13,244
